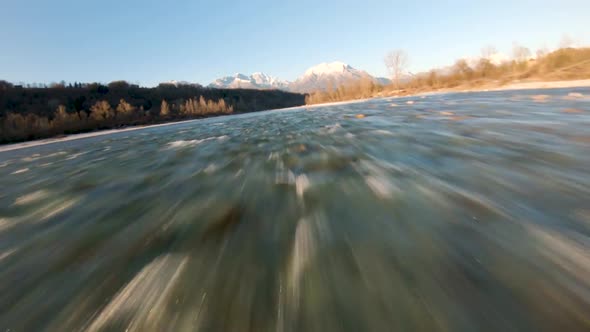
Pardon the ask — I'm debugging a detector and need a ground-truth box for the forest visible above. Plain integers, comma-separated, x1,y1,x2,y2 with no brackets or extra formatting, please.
0,82,305,143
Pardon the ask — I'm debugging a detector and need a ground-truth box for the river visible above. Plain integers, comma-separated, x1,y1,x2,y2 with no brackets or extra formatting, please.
1,88,589,331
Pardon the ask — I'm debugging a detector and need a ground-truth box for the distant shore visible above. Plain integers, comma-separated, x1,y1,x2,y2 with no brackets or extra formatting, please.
484,79,590,91
1,80,589,153
305,79,590,108
378,79,590,99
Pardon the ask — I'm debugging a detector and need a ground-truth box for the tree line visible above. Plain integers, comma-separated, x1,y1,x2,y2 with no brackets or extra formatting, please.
305,46,590,105
304,77,383,104
403,46,590,91
0,82,305,143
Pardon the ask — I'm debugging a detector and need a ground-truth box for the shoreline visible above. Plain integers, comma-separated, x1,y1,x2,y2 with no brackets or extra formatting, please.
1,79,589,153
484,79,590,91
0,118,211,153
0,111,298,153
305,79,590,108
280,97,373,111
382,79,590,98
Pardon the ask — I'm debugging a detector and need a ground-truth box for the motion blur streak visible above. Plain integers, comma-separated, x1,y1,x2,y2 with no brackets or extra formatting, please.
0,88,589,331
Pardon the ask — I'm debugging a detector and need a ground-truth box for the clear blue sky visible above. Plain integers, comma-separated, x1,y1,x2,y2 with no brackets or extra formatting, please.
1,0,589,87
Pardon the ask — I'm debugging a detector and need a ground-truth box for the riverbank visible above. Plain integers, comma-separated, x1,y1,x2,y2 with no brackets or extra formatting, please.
0,118,208,153
0,84,306,144
377,79,590,98
0,110,296,153
2,80,588,153
486,79,590,91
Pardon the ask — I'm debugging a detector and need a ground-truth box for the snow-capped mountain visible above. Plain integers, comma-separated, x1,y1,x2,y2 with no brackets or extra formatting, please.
160,80,202,87
208,72,289,90
208,62,390,92
289,62,388,92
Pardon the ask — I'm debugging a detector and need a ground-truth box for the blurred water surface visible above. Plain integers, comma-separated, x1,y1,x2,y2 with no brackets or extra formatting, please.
1,88,590,331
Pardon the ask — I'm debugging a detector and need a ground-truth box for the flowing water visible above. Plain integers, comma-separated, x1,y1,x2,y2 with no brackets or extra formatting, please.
1,88,589,331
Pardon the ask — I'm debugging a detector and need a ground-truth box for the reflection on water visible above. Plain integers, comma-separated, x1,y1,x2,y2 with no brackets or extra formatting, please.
0,88,589,331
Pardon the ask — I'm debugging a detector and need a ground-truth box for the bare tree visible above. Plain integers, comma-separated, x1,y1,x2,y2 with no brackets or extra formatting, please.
512,42,531,63
384,49,409,88
116,98,135,119
160,100,170,117
536,46,549,59
481,45,497,59
559,34,575,49
90,100,114,122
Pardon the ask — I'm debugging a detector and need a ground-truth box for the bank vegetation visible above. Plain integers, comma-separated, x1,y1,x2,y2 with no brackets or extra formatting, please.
306,47,590,105
0,83,305,143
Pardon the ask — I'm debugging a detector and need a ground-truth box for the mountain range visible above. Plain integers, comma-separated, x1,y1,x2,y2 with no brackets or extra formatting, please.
209,72,289,90
207,62,390,93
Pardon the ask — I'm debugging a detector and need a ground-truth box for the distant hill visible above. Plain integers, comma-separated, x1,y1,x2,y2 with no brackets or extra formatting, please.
209,62,390,93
